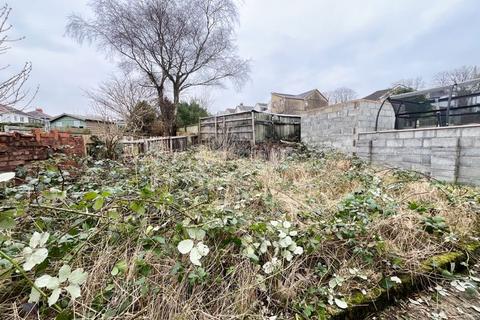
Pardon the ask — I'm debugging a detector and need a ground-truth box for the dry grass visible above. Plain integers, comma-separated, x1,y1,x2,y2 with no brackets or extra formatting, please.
1,146,479,319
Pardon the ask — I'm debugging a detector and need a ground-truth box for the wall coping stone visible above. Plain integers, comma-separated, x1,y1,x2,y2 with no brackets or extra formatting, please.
359,124,480,136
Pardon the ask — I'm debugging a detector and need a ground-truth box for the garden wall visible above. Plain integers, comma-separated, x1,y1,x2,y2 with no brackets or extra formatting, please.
301,99,395,154
0,129,85,171
356,125,480,185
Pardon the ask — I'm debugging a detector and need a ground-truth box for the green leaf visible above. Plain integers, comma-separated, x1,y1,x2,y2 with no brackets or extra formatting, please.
130,201,146,215
23,248,49,271
93,197,105,211
35,274,54,288
65,284,81,299
334,298,348,309
152,236,166,244
58,265,72,283
83,191,98,201
178,239,194,254
55,310,73,320
111,260,127,276
0,211,15,230
69,268,88,285
187,228,205,240
48,287,61,306
28,286,42,303
189,247,202,266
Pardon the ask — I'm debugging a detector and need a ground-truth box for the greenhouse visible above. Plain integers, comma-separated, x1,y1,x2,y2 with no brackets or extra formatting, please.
376,78,480,130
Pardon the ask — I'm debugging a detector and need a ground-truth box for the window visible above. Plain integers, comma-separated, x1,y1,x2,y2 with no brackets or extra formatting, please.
73,120,81,127
20,117,24,122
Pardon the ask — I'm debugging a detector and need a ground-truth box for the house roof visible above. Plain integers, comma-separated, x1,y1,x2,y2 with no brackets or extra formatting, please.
27,109,51,120
0,104,31,117
50,113,113,123
362,89,392,101
363,84,412,101
272,89,328,102
236,105,254,112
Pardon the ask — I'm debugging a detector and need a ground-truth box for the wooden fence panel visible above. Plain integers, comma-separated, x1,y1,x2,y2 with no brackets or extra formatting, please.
120,135,198,157
199,111,301,145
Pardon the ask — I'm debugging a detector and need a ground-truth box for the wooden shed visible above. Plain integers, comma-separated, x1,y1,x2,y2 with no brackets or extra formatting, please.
199,111,301,145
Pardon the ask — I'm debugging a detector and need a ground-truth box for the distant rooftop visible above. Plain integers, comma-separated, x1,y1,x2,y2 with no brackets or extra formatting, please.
272,89,327,101
27,108,51,120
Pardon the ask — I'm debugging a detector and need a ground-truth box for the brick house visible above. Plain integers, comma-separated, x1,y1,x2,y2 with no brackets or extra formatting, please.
269,89,329,114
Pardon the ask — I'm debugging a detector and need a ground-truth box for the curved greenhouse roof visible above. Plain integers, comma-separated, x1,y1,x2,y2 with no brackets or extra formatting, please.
377,78,480,130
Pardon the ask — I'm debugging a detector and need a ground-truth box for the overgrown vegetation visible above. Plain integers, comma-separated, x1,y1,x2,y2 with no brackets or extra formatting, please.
0,147,479,319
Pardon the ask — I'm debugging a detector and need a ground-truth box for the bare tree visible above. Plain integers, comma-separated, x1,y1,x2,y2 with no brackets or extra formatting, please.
391,77,425,91
433,65,480,86
85,73,156,134
0,4,36,107
67,0,249,136
326,87,357,105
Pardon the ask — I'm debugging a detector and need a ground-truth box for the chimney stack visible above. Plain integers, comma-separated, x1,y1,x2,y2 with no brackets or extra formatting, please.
36,108,43,113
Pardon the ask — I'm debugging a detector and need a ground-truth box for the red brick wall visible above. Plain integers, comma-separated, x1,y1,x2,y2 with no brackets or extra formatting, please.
0,130,85,171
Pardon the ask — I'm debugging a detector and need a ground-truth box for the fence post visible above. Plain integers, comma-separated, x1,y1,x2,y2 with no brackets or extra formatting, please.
368,140,373,164
214,116,218,142
251,111,256,146
454,137,461,184
169,137,173,152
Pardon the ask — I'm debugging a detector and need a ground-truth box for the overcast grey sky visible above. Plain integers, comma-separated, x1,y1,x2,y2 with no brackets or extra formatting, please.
5,0,480,115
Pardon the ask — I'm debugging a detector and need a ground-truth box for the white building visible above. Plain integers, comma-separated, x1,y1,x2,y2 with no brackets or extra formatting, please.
0,104,30,124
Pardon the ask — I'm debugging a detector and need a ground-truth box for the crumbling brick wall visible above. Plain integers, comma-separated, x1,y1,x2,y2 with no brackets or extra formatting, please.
0,129,85,171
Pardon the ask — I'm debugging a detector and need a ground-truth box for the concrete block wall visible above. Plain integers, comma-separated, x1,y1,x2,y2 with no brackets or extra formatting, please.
301,99,395,154
356,125,480,185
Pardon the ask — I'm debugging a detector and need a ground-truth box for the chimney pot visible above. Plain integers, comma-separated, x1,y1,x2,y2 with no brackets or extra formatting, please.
36,108,43,112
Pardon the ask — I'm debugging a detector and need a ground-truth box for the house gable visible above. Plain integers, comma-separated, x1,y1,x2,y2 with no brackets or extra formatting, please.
50,115,87,128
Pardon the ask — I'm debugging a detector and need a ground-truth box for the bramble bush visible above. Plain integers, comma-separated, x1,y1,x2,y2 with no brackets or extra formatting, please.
0,147,478,319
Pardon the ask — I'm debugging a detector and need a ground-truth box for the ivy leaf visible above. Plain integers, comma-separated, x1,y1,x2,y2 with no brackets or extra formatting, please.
65,284,81,299
334,298,348,309
48,288,62,306
177,239,194,254
69,268,88,285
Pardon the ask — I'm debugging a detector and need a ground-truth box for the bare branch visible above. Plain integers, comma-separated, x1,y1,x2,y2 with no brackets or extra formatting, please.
0,4,37,108
326,87,357,105
66,0,249,135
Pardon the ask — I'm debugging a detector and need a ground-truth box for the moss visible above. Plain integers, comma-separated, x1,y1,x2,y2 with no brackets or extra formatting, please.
462,241,480,253
348,287,383,305
421,251,464,272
